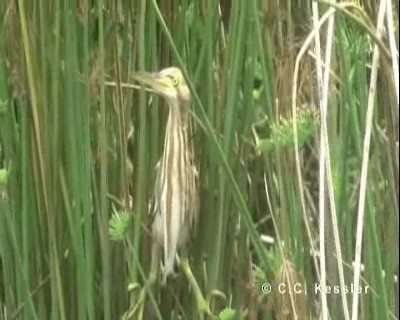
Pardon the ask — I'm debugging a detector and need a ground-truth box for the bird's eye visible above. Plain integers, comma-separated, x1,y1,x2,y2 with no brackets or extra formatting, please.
171,76,179,87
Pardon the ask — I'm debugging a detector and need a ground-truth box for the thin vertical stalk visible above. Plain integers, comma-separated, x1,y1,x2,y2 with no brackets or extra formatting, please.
318,3,336,319
96,0,110,318
292,8,340,284
132,0,148,284
314,2,350,317
351,1,387,319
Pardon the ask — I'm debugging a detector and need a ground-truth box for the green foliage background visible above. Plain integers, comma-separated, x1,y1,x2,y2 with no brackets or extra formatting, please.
0,0,398,319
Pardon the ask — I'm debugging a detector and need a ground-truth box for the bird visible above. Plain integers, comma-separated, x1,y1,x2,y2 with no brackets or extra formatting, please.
122,67,211,320
132,67,199,281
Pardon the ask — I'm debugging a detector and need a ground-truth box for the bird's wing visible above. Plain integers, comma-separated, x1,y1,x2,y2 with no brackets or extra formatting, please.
148,159,162,223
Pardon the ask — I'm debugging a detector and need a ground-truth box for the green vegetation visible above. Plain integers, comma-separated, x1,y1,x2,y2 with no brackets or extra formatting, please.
0,0,398,319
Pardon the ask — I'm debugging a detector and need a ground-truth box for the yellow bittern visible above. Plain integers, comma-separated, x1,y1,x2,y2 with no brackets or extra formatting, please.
129,67,210,318
133,67,199,278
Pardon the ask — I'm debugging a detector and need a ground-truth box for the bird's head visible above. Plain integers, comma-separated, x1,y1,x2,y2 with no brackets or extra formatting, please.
132,67,190,105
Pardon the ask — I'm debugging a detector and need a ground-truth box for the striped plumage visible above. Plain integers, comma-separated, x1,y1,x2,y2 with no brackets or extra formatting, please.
133,67,198,279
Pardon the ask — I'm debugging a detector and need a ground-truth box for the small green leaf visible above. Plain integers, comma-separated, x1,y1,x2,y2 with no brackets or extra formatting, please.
108,210,131,241
257,108,318,154
219,308,237,320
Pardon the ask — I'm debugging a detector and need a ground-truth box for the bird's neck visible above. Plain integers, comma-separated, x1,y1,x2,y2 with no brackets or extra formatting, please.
163,100,192,161
166,99,190,132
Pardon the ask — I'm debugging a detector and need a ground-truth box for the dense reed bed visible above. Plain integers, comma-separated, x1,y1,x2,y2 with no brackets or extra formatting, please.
0,1,398,319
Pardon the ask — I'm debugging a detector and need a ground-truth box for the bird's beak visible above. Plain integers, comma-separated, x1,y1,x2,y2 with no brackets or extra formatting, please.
132,71,167,95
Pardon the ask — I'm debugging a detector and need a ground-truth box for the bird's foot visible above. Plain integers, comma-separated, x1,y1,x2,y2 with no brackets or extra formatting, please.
180,257,220,319
121,265,160,320
121,283,146,320
195,290,212,318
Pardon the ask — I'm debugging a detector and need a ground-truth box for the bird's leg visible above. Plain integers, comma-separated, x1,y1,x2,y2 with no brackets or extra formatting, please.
179,255,214,319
